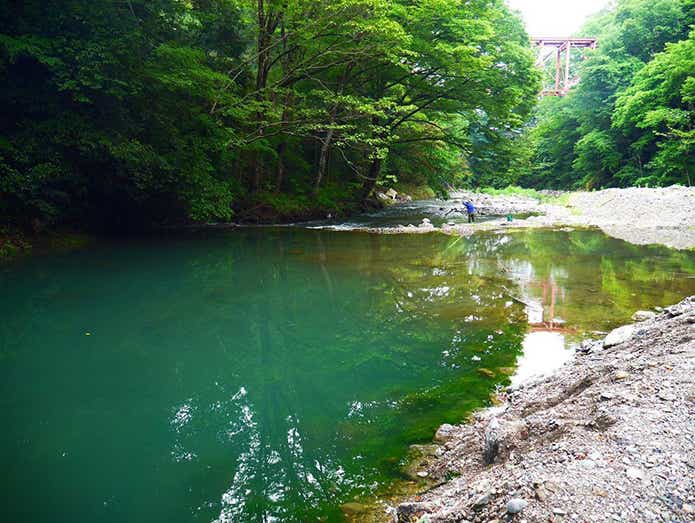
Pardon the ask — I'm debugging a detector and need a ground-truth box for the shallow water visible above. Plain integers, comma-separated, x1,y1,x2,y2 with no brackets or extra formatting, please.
1,228,693,522
297,198,533,229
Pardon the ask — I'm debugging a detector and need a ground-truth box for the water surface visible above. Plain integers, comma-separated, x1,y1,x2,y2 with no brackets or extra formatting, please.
1,228,693,522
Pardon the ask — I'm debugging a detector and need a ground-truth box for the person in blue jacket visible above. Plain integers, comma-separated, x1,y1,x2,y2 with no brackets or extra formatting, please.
443,201,477,223
464,201,476,223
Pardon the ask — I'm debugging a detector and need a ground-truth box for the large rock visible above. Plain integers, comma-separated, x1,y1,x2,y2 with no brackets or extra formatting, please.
603,324,635,348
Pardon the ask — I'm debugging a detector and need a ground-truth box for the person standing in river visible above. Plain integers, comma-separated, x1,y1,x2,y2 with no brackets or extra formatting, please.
443,201,477,223
464,201,476,223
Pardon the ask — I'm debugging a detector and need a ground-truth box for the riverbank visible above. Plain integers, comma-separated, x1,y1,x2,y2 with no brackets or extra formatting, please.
0,227,94,261
340,186,695,250
391,297,695,522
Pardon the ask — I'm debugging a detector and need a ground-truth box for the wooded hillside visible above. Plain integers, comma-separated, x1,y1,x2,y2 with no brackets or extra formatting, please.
0,0,539,229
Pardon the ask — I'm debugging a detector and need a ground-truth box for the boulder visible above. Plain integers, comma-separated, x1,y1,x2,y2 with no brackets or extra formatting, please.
603,324,635,348
386,188,398,200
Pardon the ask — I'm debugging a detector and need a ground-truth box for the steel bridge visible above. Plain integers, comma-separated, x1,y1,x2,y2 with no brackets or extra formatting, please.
531,37,598,96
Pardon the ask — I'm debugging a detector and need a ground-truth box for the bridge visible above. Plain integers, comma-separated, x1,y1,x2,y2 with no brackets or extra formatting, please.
531,37,598,96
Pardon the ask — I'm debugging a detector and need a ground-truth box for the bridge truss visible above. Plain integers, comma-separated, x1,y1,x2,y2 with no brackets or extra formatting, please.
531,37,598,96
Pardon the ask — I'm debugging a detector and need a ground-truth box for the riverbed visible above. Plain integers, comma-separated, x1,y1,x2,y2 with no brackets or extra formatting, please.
1,223,694,521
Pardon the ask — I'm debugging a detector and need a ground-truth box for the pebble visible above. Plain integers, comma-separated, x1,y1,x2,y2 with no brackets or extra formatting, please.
626,467,646,480
434,423,456,442
506,498,528,514
632,310,656,322
472,493,490,508
657,390,676,401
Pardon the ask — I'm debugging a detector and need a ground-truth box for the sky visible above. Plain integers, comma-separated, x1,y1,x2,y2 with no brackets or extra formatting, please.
506,0,610,36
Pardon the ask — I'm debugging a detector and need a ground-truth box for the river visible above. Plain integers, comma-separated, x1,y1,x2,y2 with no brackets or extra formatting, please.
1,208,694,522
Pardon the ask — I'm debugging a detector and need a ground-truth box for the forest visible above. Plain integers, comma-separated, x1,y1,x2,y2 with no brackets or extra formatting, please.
522,0,695,189
0,0,538,229
1,0,693,231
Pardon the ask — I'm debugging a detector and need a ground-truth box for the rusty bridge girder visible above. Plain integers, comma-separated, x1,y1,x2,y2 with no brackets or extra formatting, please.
531,37,598,96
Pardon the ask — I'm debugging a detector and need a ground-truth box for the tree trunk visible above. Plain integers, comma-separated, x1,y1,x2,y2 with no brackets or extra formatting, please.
313,63,354,194
252,0,281,192
275,140,287,191
361,156,383,199
314,126,335,194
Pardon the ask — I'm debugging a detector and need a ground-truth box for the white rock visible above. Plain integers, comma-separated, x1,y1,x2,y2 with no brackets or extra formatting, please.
603,325,635,348
626,467,646,480
434,423,456,442
632,310,656,322
506,498,528,514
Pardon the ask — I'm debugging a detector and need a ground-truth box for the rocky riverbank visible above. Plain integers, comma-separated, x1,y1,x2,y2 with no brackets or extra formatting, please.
340,186,695,250
390,297,695,523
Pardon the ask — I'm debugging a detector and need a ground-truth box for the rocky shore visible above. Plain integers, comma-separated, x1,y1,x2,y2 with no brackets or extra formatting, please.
391,297,695,523
344,186,695,250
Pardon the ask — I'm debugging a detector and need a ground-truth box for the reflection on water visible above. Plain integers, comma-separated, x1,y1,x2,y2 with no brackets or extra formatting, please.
0,229,693,522
511,332,572,387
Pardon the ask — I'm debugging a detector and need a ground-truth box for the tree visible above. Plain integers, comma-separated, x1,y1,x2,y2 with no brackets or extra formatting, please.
523,0,693,189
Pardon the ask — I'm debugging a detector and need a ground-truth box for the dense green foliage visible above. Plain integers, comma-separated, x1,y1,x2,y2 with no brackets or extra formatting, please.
520,0,695,189
0,0,539,229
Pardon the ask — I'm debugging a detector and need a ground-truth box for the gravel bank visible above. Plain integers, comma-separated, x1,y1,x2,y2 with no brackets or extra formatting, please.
450,186,695,250
392,297,695,523
339,186,695,250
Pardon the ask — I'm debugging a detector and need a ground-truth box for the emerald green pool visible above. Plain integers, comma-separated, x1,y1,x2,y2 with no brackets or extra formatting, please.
1,228,693,522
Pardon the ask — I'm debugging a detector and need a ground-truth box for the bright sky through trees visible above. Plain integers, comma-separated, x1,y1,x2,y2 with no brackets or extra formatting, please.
506,0,610,35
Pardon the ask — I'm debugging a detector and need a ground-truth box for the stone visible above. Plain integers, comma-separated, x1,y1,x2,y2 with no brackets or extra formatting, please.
613,370,629,380
604,325,635,347
416,471,429,478
631,310,656,322
657,390,676,401
506,498,528,514
340,502,368,515
665,297,694,317
553,508,568,516
397,501,435,518
483,418,500,465
385,188,398,200
625,467,646,480
376,192,390,201
472,493,490,509
477,367,496,378
434,423,456,442
534,487,548,501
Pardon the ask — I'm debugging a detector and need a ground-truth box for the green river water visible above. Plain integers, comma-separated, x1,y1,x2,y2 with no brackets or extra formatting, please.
1,228,693,522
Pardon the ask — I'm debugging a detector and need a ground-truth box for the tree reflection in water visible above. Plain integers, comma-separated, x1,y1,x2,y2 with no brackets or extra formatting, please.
1,228,692,522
